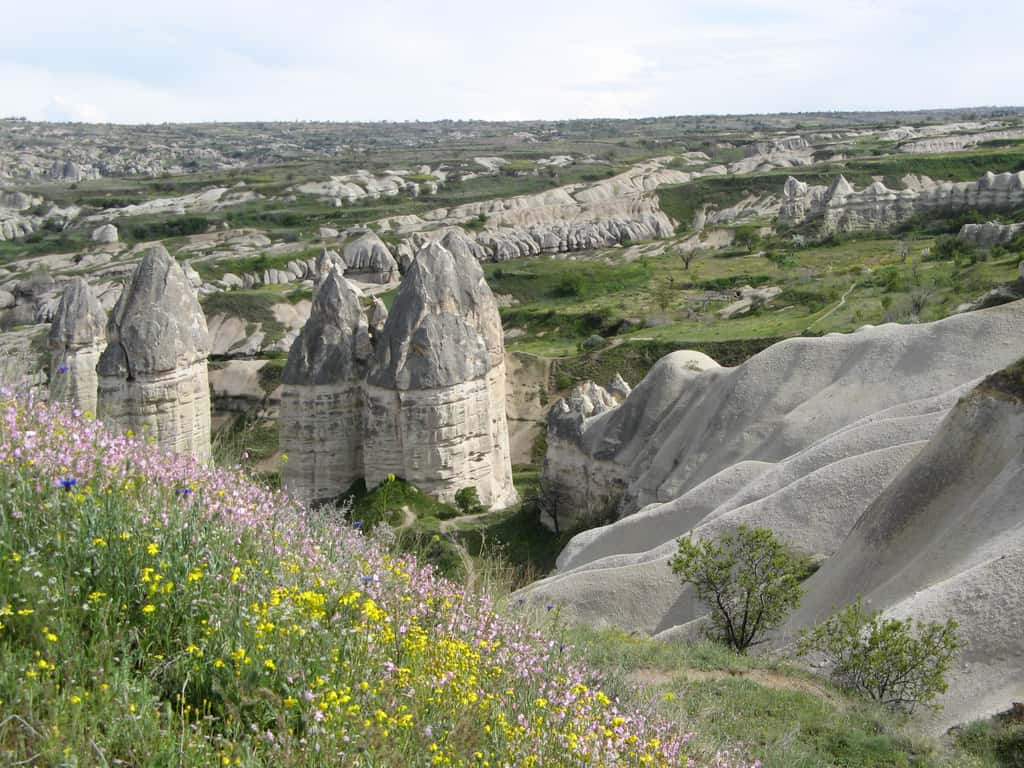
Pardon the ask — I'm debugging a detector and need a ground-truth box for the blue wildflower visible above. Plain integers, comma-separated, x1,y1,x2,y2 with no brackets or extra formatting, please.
55,364,70,374
59,477,78,492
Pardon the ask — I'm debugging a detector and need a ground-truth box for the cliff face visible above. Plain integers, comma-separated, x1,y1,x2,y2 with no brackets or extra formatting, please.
522,301,1024,649
279,271,371,504
97,245,212,460
363,241,517,508
48,277,107,414
378,160,688,262
780,171,1024,232
782,373,1024,732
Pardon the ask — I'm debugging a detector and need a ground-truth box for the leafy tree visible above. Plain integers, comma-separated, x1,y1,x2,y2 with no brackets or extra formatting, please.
930,234,970,263
797,598,962,712
454,486,484,516
671,526,806,652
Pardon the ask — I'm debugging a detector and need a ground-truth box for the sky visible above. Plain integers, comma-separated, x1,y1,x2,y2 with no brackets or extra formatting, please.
1,0,1022,124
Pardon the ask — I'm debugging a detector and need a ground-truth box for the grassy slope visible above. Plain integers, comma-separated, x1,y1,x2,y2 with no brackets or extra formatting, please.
1,394,720,768
562,628,1010,768
485,237,1022,363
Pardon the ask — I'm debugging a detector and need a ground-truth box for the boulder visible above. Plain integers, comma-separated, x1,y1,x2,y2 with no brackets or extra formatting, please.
97,245,212,460
363,241,517,508
367,296,388,340
315,248,345,282
48,277,107,414
280,271,371,504
341,231,400,284
90,224,119,244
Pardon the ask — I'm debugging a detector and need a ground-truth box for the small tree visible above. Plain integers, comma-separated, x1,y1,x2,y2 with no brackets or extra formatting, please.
678,249,700,271
797,598,962,712
454,486,484,516
671,526,806,653
654,281,675,311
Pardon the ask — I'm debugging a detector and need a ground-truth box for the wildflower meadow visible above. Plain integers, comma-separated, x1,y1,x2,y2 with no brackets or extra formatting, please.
0,388,755,767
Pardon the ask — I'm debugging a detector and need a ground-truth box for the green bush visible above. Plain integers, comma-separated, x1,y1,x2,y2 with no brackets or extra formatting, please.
797,597,962,712
928,234,972,263
454,486,484,516
551,273,584,298
671,526,807,653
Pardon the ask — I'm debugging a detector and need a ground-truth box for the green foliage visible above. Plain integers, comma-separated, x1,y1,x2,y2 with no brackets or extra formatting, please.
929,235,972,263
454,486,484,516
671,526,807,652
341,475,459,531
955,713,1024,767
797,598,963,712
127,214,209,241
552,273,584,298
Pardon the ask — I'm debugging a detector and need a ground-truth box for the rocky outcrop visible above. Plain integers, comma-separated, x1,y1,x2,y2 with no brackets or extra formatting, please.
522,302,1024,648
781,171,1024,232
744,135,809,157
367,296,388,340
341,231,400,284
48,160,100,182
542,353,719,531
97,245,212,460
91,224,118,244
958,220,1024,248
363,241,517,508
315,248,346,282
47,277,107,413
279,271,371,504
376,159,691,262
781,370,1024,732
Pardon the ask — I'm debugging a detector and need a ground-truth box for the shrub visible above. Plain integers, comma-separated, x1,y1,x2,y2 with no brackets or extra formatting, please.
551,273,584,298
797,598,963,712
671,526,806,653
929,234,973,263
454,486,484,516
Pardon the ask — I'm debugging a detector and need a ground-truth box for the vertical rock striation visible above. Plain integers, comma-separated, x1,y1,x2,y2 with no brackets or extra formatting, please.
279,270,371,504
48,277,107,413
97,245,212,460
363,241,517,508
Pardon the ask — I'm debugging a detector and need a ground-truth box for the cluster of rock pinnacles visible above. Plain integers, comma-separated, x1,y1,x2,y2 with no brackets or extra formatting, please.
48,239,517,509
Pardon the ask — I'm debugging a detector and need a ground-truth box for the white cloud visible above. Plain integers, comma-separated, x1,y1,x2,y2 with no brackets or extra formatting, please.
0,0,1021,122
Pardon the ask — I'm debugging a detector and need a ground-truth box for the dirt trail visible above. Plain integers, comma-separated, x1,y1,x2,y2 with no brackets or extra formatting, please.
805,280,858,331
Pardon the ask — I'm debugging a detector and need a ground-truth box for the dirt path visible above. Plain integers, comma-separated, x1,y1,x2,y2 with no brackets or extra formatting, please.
438,509,497,533
805,280,858,331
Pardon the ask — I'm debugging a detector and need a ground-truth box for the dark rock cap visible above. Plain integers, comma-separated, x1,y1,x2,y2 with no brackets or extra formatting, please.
48,277,107,349
97,244,210,379
367,240,503,390
282,269,370,386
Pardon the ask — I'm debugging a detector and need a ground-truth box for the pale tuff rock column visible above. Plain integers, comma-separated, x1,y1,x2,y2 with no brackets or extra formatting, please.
363,240,517,509
367,297,388,341
97,245,212,461
279,271,371,505
48,277,107,413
